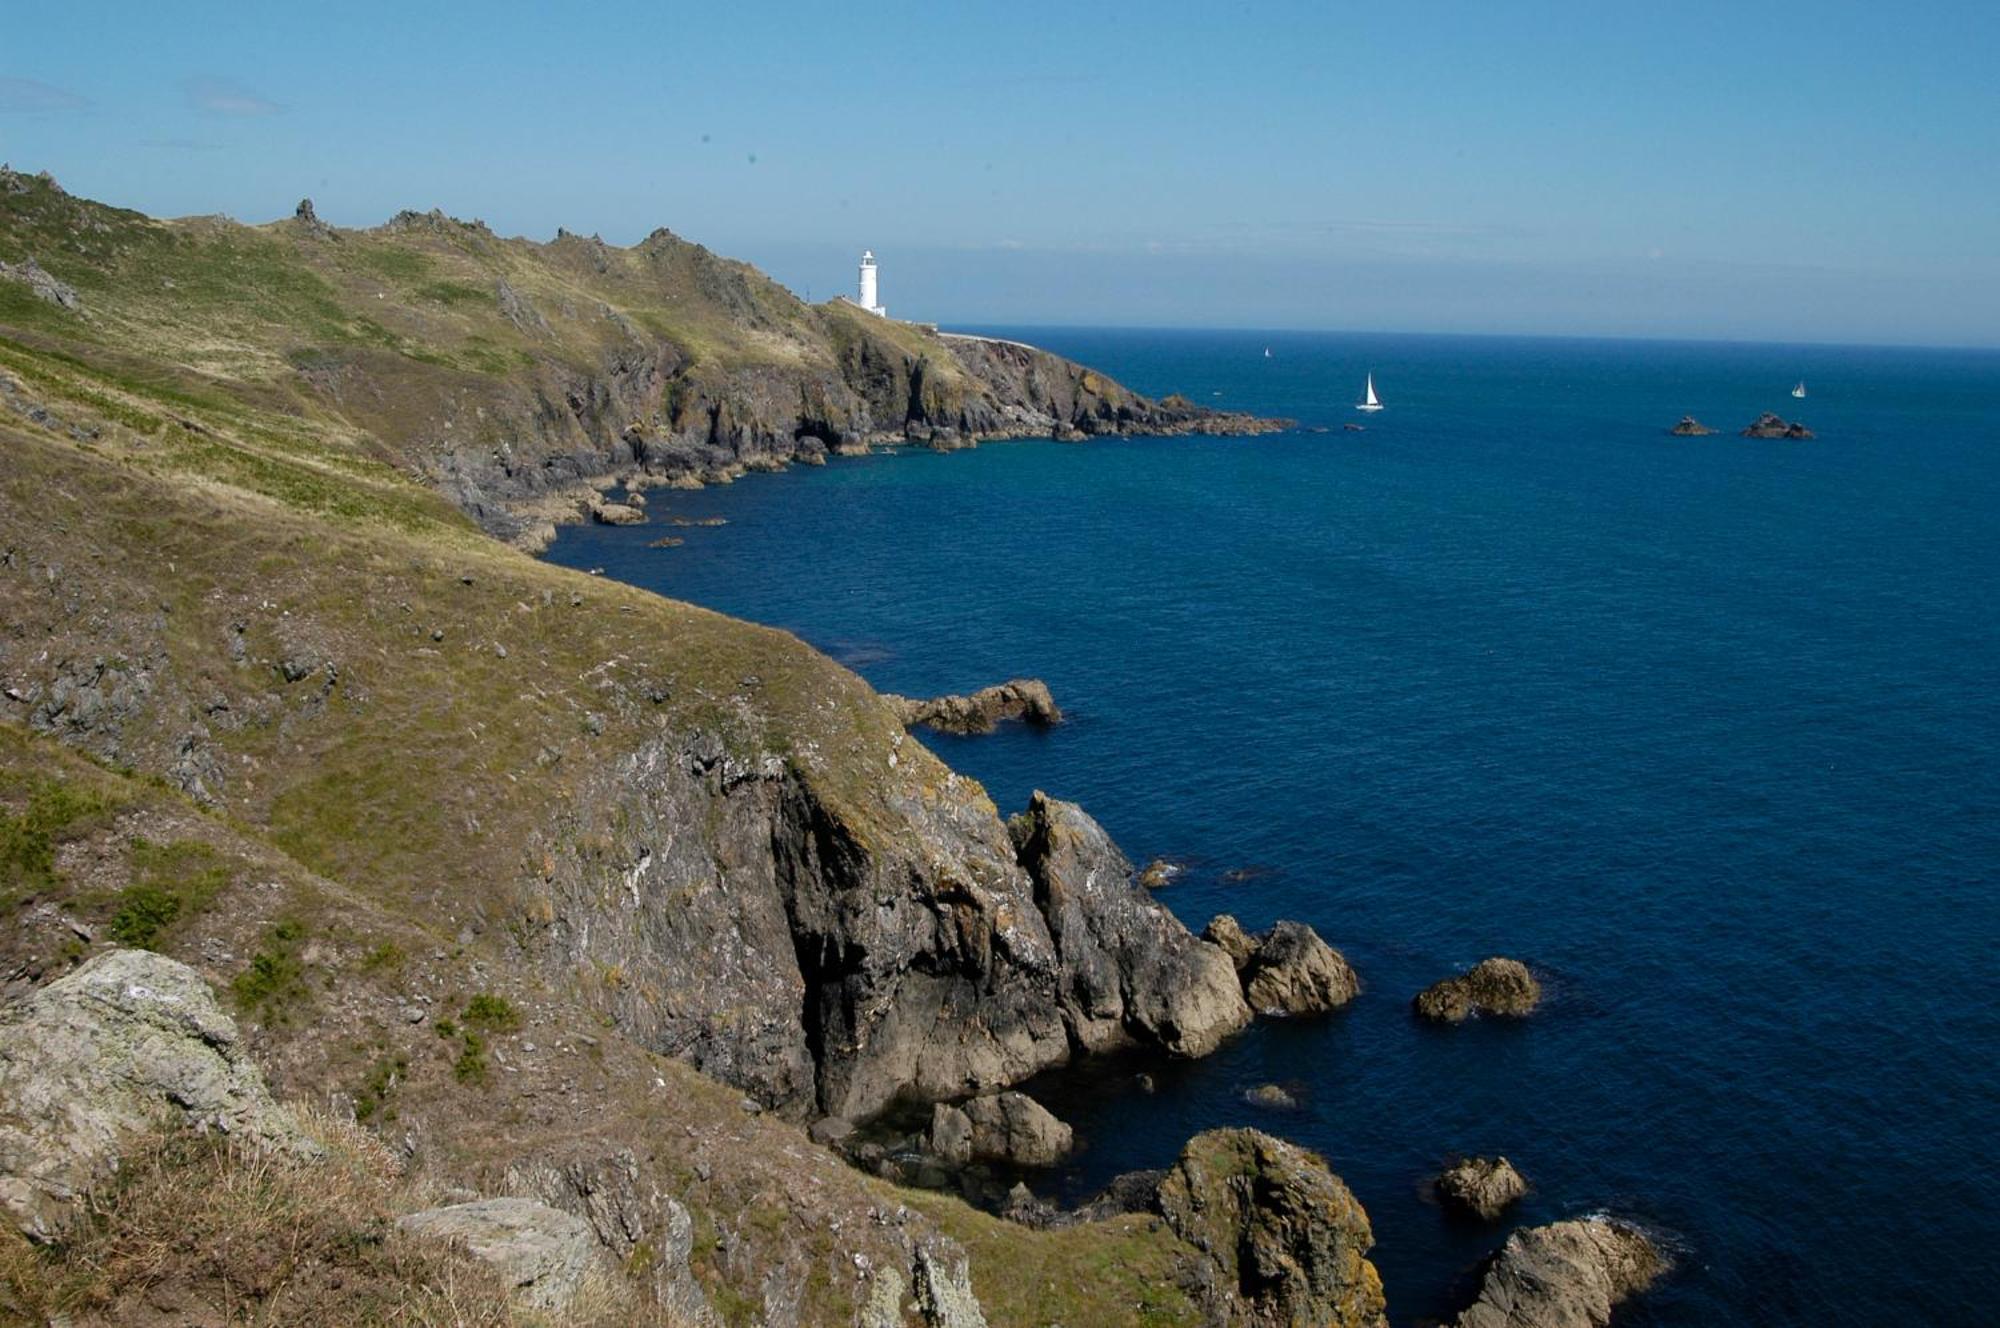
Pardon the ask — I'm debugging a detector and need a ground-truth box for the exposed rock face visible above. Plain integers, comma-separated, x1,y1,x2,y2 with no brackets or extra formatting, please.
886,678,1063,735
1670,415,1717,436
396,1198,606,1312
914,1240,991,1328
1205,915,1359,1016
1741,411,1814,439
1009,791,1251,1059
1434,1156,1529,1220
1451,1216,1666,1328
0,257,81,310
1414,957,1542,1023
0,949,317,1240
928,1091,1073,1167
1156,1129,1388,1328
587,496,645,524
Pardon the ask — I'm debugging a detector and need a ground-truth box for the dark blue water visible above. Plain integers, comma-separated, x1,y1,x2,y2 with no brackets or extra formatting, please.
548,330,2000,1325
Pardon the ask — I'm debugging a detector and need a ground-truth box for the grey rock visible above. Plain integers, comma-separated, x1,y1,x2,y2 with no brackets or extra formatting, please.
1203,913,1258,967
937,1090,1073,1167
1434,1156,1529,1221
0,258,81,311
1240,920,1360,1016
1011,791,1251,1059
1451,1216,1667,1328
396,1197,604,1312
0,949,318,1241
913,1239,990,1328
807,1115,855,1147
495,278,551,336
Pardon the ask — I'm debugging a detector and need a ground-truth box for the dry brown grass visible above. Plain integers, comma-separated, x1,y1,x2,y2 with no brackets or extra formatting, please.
0,1110,686,1328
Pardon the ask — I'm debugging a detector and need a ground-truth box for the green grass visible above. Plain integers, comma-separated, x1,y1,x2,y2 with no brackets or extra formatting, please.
107,838,231,948
462,993,520,1031
232,919,311,1020
451,1028,489,1085
0,772,119,912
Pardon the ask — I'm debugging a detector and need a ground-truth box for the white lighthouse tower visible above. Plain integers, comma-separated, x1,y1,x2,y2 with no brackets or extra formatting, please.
857,250,886,318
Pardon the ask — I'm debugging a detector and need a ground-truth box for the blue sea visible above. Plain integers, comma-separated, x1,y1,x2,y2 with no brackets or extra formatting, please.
547,329,2000,1325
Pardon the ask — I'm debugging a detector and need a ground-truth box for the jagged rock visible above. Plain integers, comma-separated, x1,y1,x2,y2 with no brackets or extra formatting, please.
397,1198,605,1312
292,197,335,239
886,678,1063,735
1240,920,1360,1016
1202,914,1258,967
0,949,318,1241
1741,411,1814,439
929,1091,1073,1167
1451,1216,1666,1328
1136,857,1181,889
1414,957,1542,1023
496,278,551,336
1010,791,1250,1058
914,1240,991,1327
0,257,81,311
1669,415,1716,436
1434,1156,1528,1220
1156,1129,1387,1328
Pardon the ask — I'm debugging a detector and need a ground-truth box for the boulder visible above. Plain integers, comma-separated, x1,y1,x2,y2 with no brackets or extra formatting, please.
1156,1129,1387,1328
1011,792,1250,1057
587,498,645,525
0,949,318,1241
1244,1083,1298,1110
929,1091,1072,1167
396,1197,604,1312
886,678,1063,735
1414,957,1541,1023
1669,415,1716,436
0,257,81,311
1740,411,1814,440
1434,1156,1528,1220
1240,920,1360,1016
1136,857,1181,889
1205,916,1360,1016
1451,1216,1666,1328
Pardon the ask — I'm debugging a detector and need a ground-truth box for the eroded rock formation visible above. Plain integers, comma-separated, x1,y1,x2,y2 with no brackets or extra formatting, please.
1451,1216,1666,1328
1434,1156,1529,1221
1414,957,1542,1023
1205,915,1361,1016
886,678,1063,735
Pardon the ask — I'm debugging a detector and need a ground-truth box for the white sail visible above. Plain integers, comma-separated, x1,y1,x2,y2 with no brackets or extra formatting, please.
1357,373,1382,411
1792,381,1807,398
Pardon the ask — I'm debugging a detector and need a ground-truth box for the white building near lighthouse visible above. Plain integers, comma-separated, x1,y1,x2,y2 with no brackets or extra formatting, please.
857,250,887,318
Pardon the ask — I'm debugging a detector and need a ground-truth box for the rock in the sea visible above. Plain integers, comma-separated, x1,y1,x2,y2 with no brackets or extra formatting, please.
1434,1156,1528,1220
1156,1129,1387,1328
397,1197,606,1312
928,1091,1073,1167
1241,920,1360,1016
0,949,318,1240
1136,857,1181,889
1451,1216,1666,1328
1669,415,1717,436
1740,411,1814,439
886,678,1063,735
1414,957,1541,1023
1244,1082,1298,1110
1011,792,1250,1057
1205,915,1360,1016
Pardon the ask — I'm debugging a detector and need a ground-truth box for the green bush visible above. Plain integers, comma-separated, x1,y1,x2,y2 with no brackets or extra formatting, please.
461,993,519,1031
232,920,309,1019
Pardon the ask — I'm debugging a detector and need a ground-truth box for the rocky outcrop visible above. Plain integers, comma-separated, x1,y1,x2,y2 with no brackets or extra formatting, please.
587,496,646,525
1414,957,1541,1023
1434,1156,1528,1220
886,678,1063,735
1669,415,1716,436
1010,791,1251,1059
1205,915,1360,1016
1156,1129,1387,1328
0,949,317,1240
927,1090,1073,1167
1244,1083,1298,1111
1741,411,1814,439
0,256,81,310
914,1240,991,1328
397,1198,608,1312
1451,1216,1666,1328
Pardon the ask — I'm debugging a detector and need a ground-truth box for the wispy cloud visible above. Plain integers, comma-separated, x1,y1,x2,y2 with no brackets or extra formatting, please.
0,76,89,113
183,75,282,117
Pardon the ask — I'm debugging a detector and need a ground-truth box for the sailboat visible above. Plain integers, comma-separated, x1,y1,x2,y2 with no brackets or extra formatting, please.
1264,347,1273,359
1356,373,1383,412
1791,381,1807,398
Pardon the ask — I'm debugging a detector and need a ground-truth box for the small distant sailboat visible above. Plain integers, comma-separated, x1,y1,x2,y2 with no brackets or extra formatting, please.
1791,380,1807,398
1263,347,1273,359
1356,372,1383,412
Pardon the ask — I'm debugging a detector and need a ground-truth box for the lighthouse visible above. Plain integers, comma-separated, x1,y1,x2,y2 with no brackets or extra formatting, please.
857,250,886,318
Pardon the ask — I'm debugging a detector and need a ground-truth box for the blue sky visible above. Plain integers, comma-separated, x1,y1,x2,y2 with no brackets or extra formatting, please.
4,1,1997,345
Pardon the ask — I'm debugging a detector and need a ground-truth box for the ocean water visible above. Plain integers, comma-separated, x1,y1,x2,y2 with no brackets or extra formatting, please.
546,329,2000,1325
